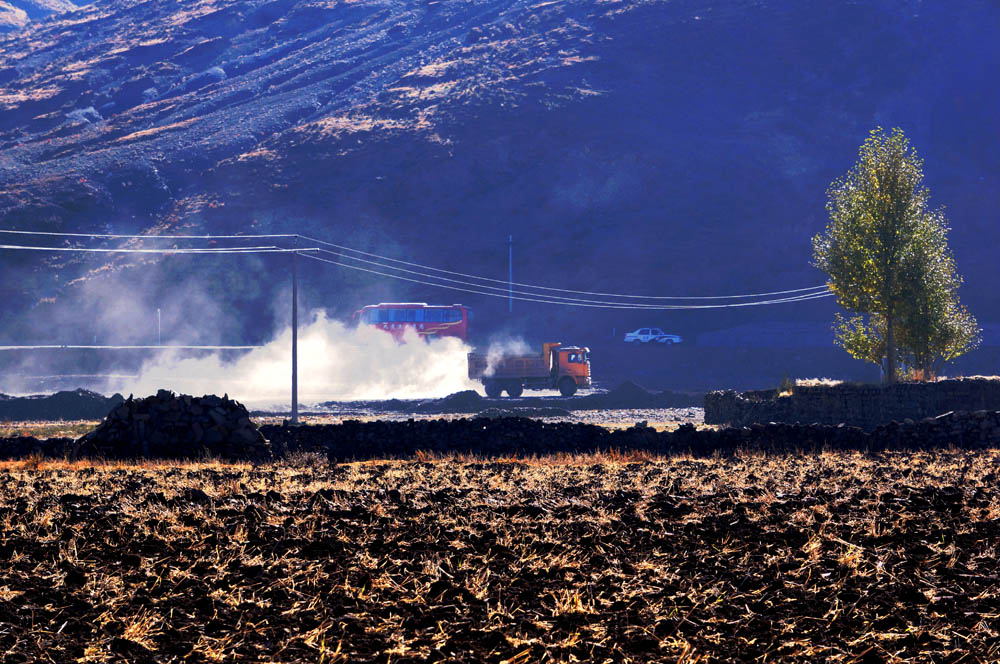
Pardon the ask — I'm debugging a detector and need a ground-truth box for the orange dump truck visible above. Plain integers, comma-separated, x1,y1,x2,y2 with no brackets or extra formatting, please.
468,342,592,398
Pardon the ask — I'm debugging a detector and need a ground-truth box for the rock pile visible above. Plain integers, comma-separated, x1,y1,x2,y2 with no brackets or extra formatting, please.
72,390,271,460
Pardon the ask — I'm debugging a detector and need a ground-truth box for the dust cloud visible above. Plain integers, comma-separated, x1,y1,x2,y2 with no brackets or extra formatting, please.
117,312,481,408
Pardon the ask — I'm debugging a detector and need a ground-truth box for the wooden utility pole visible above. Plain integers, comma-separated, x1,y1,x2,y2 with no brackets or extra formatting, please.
291,246,299,424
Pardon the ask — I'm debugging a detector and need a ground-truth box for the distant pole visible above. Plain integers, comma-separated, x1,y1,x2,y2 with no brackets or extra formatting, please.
291,246,299,424
508,235,513,314
157,309,161,346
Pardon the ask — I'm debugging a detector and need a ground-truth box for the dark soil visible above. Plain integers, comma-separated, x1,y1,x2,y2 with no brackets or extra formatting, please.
0,451,997,662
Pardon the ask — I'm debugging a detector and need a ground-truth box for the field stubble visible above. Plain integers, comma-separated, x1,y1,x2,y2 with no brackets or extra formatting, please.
0,449,998,662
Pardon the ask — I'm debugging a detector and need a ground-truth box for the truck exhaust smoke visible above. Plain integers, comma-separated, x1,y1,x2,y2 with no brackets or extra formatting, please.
116,312,480,408
484,337,532,376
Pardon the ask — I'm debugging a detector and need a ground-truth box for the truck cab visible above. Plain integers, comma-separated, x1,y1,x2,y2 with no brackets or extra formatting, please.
549,344,591,396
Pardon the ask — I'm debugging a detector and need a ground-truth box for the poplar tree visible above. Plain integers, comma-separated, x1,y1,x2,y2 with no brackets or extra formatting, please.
812,127,979,382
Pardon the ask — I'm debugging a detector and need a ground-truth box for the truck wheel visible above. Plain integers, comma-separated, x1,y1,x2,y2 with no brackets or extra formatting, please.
558,377,577,397
505,383,524,398
484,380,502,398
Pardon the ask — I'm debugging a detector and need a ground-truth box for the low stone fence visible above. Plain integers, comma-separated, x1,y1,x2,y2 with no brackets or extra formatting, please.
704,378,1000,429
3,408,999,461
260,409,1000,461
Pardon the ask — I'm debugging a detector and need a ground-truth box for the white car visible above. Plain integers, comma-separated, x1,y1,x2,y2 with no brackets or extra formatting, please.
624,328,683,345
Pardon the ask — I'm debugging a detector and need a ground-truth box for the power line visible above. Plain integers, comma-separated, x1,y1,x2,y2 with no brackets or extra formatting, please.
299,233,829,300
0,345,263,350
0,226,831,302
0,229,297,240
0,244,311,254
301,253,833,309
313,247,831,307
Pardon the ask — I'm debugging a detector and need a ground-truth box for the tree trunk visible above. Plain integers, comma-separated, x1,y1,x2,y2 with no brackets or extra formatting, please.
885,316,897,384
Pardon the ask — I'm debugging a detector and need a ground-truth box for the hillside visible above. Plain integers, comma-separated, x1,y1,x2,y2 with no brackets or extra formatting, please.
0,2,28,31
0,0,76,31
0,0,998,387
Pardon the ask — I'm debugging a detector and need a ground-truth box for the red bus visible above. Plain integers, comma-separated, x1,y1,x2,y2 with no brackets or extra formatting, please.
354,303,470,341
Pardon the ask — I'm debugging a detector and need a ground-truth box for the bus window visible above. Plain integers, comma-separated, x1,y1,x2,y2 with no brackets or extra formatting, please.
448,309,461,322
413,309,424,322
405,309,416,322
390,309,406,322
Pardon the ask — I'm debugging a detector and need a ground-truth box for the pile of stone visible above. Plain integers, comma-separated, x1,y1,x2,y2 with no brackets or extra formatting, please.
73,390,271,460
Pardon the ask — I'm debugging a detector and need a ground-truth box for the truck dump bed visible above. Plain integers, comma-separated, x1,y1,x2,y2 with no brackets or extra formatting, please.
468,353,550,380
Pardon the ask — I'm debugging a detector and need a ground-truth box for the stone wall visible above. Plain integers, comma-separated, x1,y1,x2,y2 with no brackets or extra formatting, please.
3,408,1000,460
260,409,1000,461
704,378,1000,429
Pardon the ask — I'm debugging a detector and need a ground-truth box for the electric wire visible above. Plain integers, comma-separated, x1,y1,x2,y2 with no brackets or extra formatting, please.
0,345,263,351
0,229,297,240
298,233,829,300
0,244,312,254
301,253,833,309
313,247,831,307
0,227,831,302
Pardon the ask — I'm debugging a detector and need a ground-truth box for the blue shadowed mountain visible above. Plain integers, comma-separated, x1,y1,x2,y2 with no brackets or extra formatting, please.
0,0,998,387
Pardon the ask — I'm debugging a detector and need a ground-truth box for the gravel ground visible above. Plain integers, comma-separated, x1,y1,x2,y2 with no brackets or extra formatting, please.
254,407,706,432
2,407,707,440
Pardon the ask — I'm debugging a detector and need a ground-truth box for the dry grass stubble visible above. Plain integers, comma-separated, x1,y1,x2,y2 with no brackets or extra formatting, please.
0,450,998,662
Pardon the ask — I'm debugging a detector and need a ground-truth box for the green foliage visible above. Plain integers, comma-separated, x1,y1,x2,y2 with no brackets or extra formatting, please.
813,128,980,381
833,312,886,367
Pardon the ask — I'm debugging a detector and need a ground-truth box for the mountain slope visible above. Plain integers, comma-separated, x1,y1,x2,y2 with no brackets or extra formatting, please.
0,2,28,31
0,0,998,360
0,0,75,31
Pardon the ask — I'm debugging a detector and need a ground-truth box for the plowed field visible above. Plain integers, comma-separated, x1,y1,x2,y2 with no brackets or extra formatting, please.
1,450,998,662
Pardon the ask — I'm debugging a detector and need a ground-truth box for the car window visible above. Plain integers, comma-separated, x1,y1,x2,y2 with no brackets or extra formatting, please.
652,328,662,335
639,329,649,335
